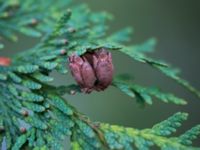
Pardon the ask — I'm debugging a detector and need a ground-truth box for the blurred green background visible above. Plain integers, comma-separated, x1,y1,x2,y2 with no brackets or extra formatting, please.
1,0,200,147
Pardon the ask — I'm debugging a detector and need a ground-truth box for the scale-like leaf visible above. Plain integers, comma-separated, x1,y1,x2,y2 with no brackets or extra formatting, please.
151,112,188,136
113,79,187,105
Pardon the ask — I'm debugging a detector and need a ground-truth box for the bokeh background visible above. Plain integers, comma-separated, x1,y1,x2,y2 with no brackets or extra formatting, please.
1,0,200,147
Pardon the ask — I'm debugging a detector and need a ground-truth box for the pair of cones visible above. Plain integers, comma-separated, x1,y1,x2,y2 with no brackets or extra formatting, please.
69,49,114,93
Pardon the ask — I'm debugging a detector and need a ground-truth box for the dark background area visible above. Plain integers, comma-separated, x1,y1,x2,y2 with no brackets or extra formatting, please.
1,0,200,147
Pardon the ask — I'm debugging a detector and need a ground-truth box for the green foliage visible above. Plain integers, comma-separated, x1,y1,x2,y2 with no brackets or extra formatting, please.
100,113,198,150
151,112,188,136
0,0,71,44
0,0,200,149
113,77,187,105
179,125,200,146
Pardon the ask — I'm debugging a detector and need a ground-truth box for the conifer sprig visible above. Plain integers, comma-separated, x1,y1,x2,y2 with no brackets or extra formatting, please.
0,0,200,149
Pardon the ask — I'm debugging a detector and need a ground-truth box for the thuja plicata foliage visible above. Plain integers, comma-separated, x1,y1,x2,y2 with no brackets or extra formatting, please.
0,0,200,149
